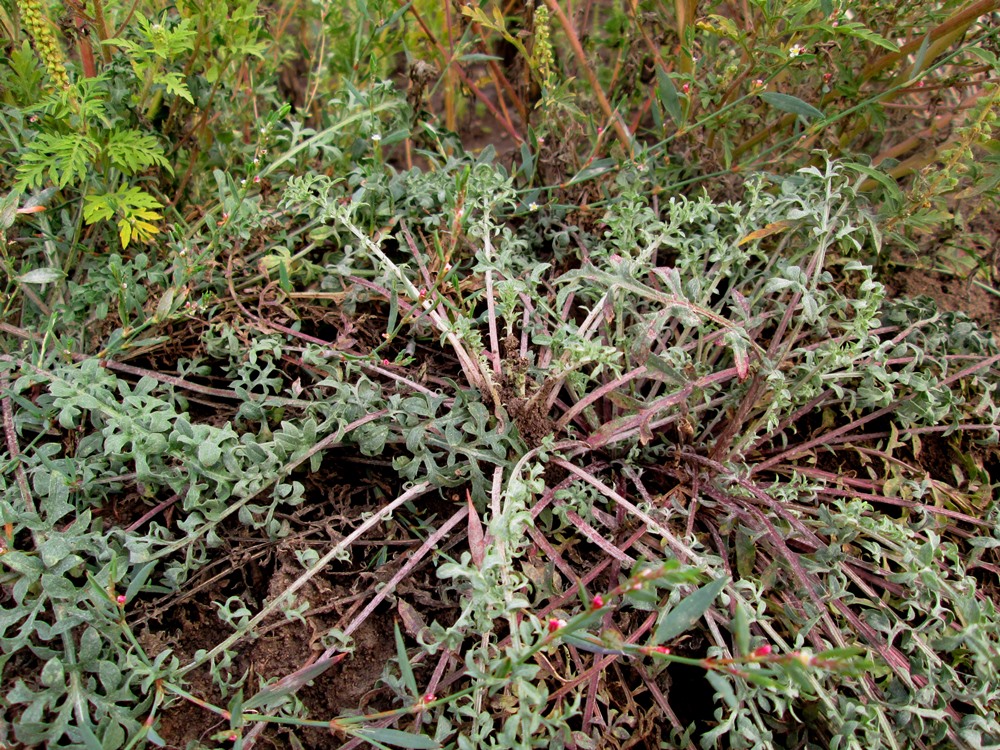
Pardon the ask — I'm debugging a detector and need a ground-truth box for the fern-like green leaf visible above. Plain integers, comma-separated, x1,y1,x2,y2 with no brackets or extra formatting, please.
84,186,163,248
105,129,173,176
154,72,194,104
7,41,46,104
16,133,100,191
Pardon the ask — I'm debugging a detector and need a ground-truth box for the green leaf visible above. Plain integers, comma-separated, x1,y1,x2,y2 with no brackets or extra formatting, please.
844,162,901,196
41,656,65,686
909,33,932,80
243,654,343,711
0,192,18,229
40,572,77,598
18,268,64,285
154,71,194,104
85,187,164,248
830,21,898,52
352,727,440,749
457,53,503,63
966,47,999,67
654,576,728,644
706,670,737,708
125,561,158,601
394,621,418,698
655,67,682,125
731,603,750,656
198,441,221,467
568,158,617,186
16,133,100,191
105,129,173,176
760,92,824,121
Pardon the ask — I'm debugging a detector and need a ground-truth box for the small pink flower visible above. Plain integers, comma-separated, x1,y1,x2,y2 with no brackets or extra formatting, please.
547,617,567,633
422,693,436,703
382,358,391,366
653,646,671,655
591,594,604,610
116,595,127,605
682,83,691,94
753,644,772,658
253,175,261,184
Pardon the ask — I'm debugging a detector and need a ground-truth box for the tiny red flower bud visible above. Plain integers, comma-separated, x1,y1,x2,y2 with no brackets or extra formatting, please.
591,594,604,609
116,594,127,605
654,646,671,655
753,644,772,657
547,617,567,633
682,83,691,94
422,693,436,703
382,358,391,366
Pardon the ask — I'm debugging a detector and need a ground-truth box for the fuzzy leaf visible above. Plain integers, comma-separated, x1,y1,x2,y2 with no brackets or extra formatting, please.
18,268,64,284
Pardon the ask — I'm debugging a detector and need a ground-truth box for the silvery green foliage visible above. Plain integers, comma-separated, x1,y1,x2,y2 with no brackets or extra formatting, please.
3,156,998,748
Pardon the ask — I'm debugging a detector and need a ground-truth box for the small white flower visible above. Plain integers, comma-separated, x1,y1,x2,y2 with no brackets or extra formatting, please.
788,43,804,58
529,202,539,212
371,133,382,143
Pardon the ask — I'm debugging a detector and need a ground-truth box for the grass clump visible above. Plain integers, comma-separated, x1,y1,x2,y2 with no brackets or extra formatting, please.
1,1,999,748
